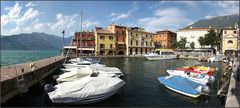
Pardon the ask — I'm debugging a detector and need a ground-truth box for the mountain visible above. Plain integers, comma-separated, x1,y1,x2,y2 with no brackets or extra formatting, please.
184,14,239,29
1,32,73,50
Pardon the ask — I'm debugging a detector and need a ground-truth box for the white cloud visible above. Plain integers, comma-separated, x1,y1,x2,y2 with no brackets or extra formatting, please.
8,2,22,19
216,1,239,15
110,1,138,21
10,26,21,33
24,27,32,32
33,23,45,31
1,2,22,27
25,2,36,7
16,8,40,25
83,20,100,27
51,13,78,31
138,7,192,32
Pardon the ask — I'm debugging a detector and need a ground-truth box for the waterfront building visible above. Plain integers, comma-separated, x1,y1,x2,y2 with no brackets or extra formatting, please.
220,27,238,55
94,27,116,56
177,26,213,49
107,23,127,55
63,31,95,57
72,31,95,55
154,30,177,49
126,27,155,56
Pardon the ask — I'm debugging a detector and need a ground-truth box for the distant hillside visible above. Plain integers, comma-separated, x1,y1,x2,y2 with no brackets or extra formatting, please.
184,14,239,29
1,32,73,50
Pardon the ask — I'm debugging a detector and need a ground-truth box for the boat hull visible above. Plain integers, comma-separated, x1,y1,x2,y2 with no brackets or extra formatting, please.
158,76,204,98
144,55,176,60
166,70,209,85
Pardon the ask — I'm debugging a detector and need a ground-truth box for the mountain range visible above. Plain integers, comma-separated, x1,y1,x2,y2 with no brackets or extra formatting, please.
1,32,72,50
184,14,239,29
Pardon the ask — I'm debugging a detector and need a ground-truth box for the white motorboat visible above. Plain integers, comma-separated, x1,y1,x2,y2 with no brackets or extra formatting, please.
56,67,93,83
144,49,176,60
57,66,124,83
166,70,214,85
47,76,125,104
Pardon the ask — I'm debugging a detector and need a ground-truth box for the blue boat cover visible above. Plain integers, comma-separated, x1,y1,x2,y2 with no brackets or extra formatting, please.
158,76,205,95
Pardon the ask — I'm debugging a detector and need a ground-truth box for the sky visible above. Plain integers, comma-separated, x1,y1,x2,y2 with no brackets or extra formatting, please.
1,1,239,37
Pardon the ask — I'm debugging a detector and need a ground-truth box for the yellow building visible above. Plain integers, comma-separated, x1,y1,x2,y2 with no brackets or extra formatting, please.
126,27,155,56
220,28,238,54
94,27,116,56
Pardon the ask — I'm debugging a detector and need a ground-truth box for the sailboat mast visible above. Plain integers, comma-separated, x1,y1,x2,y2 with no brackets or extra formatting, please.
80,11,83,57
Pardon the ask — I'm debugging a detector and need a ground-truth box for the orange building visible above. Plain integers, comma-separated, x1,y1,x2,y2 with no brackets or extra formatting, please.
154,30,177,48
107,23,127,55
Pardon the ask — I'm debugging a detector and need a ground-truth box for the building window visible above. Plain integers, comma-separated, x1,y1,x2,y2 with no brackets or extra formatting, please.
146,42,148,46
109,36,113,40
228,40,233,43
136,41,138,46
234,31,236,34
85,42,88,47
100,44,105,49
224,31,227,34
131,40,132,46
110,44,112,49
91,42,94,47
100,36,105,40
122,31,125,35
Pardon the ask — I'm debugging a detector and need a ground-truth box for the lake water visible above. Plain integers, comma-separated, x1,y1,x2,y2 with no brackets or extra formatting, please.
2,56,227,107
1,50,60,67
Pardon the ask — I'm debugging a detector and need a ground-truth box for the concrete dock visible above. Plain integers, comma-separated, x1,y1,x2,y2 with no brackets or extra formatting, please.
1,56,64,103
225,57,240,107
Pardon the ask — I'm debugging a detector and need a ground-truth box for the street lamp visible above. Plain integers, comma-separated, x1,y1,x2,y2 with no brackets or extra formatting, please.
62,30,65,56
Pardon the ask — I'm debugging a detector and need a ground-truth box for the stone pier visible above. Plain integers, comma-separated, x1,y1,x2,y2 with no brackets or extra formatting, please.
1,56,64,103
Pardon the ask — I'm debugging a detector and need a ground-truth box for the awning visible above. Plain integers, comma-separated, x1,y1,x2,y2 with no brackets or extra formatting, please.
77,48,94,51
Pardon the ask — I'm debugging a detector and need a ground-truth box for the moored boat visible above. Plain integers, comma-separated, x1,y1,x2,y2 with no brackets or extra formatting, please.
46,76,125,104
144,49,176,60
166,69,215,85
158,75,210,98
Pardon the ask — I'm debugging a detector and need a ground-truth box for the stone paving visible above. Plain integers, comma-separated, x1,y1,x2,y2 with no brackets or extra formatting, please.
1,56,64,82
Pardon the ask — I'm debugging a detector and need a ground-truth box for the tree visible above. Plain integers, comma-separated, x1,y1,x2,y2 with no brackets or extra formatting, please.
178,37,187,49
172,41,179,49
204,28,219,48
190,42,195,49
198,36,205,47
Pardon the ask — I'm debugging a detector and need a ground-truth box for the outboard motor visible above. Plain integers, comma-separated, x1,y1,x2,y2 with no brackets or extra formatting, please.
52,75,59,80
195,86,210,95
44,84,55,93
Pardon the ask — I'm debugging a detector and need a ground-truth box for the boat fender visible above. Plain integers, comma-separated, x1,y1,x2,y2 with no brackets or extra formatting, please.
195,86,203,93
44,84,55,93
209,76,215,82
202,86,210,94
52,75,59,80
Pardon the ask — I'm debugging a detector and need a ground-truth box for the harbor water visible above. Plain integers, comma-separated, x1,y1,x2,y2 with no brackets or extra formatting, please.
1,50,60,67
2,57,227,107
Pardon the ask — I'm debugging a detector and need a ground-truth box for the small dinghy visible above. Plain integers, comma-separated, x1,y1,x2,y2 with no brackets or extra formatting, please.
46,76,125,104
158,75,210,98
166,70,215,85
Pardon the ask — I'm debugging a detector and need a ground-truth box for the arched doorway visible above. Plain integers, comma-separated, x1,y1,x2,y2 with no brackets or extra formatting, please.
117,51,124,55
140,48,143,54
135,48,138,54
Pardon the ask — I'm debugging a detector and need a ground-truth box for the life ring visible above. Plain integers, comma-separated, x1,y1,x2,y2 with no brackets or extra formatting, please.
30,62,37,71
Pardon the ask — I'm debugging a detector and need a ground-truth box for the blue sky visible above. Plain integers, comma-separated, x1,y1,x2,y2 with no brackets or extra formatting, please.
1,1,239,37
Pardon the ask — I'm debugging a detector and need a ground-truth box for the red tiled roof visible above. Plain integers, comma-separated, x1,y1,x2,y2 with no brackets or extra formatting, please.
96,28,114,34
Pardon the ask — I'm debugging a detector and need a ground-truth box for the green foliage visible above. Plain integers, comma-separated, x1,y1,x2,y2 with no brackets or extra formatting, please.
198,36,205,47
190,42,195,49
198,28,219,48
172,41,179,48
178,37,187,49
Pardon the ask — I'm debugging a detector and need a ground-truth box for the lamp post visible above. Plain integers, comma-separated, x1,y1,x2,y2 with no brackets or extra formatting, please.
62,30,65,56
